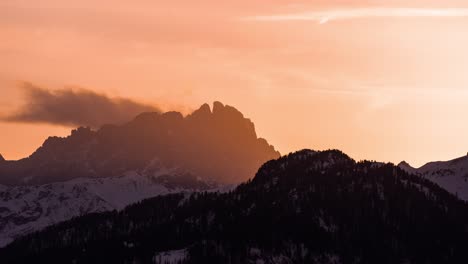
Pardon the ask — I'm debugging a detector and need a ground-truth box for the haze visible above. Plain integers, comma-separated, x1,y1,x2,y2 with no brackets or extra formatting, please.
1,0,468,167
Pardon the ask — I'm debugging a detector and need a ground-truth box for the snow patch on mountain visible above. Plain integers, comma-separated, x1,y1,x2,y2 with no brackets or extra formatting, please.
0,170,215,247
399,155,468,201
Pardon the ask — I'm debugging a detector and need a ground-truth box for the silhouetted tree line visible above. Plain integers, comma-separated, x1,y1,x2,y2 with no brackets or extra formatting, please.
2,150,468,264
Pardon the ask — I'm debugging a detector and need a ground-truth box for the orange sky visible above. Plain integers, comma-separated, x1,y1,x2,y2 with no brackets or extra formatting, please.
1,0,468,167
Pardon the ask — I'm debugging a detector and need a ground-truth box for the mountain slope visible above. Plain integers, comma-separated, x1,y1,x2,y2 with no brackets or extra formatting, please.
0,168,215,247
399,155,468,201
3,150,468,263
0,101,279,185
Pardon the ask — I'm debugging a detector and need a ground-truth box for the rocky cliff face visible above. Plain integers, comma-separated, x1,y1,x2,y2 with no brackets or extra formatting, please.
0,102,280,185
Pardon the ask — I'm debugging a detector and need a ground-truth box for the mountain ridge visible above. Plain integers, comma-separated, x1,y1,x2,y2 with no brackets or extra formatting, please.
0,101,280,186
0,168,218,248
398,154,468,201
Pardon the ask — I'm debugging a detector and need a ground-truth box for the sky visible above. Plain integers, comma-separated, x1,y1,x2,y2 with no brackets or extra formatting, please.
1,0,468,167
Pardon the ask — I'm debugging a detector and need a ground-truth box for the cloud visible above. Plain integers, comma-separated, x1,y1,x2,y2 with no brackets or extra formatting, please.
2,82,160,128
245,8,468,24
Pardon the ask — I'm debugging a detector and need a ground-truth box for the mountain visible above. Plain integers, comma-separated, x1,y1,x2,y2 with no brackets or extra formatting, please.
0,101,279,186
0,102,277,247
0,166,221,247
398,154,468,201
3,150,468,263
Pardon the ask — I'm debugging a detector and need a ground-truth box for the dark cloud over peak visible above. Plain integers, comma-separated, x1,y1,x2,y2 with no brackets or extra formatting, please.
2,82,160,128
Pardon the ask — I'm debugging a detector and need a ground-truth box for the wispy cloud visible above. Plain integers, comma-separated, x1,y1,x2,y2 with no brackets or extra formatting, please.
245,8,468,24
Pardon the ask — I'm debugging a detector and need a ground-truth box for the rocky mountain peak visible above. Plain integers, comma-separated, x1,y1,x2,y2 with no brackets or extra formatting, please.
187,103,211,123
197,103,212,115
212,101,225,114
212,101,244,120
0,102,280,185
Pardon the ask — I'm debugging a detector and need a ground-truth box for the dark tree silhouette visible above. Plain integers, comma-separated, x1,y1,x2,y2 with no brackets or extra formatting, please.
2,150,468,264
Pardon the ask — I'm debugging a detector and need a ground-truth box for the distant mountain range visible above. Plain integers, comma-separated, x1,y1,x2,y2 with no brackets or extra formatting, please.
399,154,468,201
0,102,278,247
2,150,467,263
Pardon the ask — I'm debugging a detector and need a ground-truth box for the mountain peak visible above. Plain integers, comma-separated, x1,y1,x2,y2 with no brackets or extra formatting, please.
0,153,4,162
198,103,212,114
254,149,354,185
304,149,351,161
212,101,225,114
397,160,412,168
189,103,211,120
212,101,244,119
398,161,415,173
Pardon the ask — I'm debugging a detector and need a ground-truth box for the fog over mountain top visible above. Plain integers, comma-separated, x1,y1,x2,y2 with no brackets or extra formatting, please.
0,101,280,185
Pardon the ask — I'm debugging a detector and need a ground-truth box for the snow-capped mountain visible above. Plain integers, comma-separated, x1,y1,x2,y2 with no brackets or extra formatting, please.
398,155,468,201
0,166,219,247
